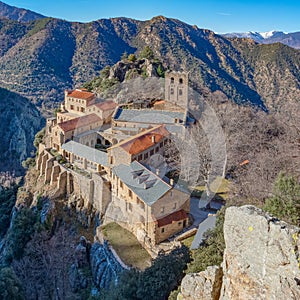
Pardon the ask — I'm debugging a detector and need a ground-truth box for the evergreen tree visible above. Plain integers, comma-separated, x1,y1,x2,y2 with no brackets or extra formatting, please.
139,46,154,60
264,173,300,225
0,268,24,300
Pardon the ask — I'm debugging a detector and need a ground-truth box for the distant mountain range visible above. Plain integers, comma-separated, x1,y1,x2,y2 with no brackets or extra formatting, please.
222,30,300,49
0,1,299,112
0,1,45,22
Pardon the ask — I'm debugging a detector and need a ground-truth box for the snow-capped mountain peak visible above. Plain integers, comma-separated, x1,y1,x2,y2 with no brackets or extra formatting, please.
259,30,286,39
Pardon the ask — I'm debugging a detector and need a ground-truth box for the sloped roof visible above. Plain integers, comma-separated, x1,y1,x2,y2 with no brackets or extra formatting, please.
62,141,108,166
110,125,170,155
156,209,188,227
113,108,186,124
112,161,171,206
93,101,118,111
66,89,95,101
58,114,101,132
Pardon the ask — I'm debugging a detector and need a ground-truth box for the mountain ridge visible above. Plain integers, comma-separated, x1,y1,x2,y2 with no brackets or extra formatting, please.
0,1,46,22
0,14,299,111
223,30,300,49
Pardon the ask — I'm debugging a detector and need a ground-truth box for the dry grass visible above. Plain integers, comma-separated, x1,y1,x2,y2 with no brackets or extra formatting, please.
102,222,151,270
181,234,196,248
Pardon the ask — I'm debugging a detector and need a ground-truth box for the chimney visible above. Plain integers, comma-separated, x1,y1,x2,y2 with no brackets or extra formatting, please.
151,135,156,143
170,178,174,186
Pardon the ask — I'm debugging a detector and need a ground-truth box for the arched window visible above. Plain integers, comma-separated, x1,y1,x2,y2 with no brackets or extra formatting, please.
170,77,174,84
170,88,174,95
179,78,183,84
139,215,145,224
179,89,183,96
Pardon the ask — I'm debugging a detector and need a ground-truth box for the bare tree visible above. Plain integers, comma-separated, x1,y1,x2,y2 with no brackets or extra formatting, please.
12,226,79,300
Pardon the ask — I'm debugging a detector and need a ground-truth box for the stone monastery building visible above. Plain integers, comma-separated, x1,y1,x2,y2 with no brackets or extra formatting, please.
40,71,192,247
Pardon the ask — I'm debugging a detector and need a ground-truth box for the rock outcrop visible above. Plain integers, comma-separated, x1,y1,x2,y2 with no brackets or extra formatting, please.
220,205,300,300
0,87,43,175
90,241,124,289
179,205,300,300
178,266,223,300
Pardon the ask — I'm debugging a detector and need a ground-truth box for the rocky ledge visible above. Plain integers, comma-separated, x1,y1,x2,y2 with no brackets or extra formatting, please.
179,205,300,300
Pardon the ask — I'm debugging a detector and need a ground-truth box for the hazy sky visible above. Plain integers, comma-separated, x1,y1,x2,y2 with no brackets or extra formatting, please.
3,0,300,33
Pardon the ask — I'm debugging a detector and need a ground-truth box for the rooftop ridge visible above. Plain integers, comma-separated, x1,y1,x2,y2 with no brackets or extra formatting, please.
108,124,168,150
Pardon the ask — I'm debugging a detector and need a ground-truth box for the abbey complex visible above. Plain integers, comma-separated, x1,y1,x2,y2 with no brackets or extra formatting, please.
37,72,194,251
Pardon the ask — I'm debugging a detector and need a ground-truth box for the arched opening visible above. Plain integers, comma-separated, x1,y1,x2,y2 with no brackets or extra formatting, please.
112,138,118,145
139,215,145,224
179,78,183,84
97,138,101,144
170,77,174,84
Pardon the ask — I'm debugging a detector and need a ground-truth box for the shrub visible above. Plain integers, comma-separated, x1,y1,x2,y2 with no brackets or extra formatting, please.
0,267,24,299
33,128,45,150
22,157,36,169
0,185,18,238
139,46,154,60
7,208,38,260
100,246,190,300
128,54,137,62
186,208,225,273
264,173,300,226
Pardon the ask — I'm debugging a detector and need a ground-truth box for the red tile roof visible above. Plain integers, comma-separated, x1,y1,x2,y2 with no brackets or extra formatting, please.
119,125,170,155
154,100,165,105
58,113,101,132
66,89,95,101
93,101,118,111
156,209,188,227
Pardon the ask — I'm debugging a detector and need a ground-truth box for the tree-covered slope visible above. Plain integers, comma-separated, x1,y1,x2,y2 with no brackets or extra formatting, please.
0,16,299,110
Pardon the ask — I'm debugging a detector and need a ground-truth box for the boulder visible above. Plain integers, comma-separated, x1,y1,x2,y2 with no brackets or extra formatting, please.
179,266,223,300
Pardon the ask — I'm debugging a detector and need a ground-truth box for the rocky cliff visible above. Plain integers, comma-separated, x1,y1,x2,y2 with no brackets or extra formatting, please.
179,205,300,300
0,87,43,175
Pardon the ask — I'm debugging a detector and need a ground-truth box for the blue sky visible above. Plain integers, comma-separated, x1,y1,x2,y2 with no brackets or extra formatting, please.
3,0,300,33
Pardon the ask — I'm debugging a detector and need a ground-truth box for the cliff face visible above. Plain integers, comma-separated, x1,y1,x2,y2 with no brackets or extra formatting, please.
179,205,300,300
0,87,43,175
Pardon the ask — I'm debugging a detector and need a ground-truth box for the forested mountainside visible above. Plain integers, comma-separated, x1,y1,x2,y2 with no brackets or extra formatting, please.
0,1,45,22
0,87,43,175
0,16,299,110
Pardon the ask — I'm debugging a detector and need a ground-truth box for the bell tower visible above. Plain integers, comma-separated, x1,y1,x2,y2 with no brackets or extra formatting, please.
165,71,188,109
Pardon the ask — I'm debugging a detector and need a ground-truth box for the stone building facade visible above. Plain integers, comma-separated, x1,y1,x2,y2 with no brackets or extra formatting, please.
110,161,190,245
42,71,192,248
